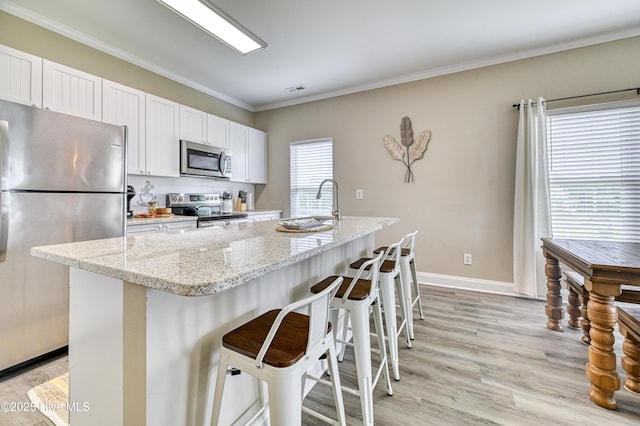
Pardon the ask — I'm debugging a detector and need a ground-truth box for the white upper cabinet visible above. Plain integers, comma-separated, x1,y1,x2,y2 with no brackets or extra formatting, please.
230,122,267,184
0,44,42,106
145,94,180,177
229,122,248,182
206,114,230,151
179,104,207,144
247,127,267,184
102,80,147,175
42,59,102,120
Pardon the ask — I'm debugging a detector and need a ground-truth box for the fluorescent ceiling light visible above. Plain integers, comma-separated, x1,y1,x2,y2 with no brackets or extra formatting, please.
158,0,267,55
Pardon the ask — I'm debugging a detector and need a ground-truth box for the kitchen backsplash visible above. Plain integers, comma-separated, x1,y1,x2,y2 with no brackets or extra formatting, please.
128,175,254,214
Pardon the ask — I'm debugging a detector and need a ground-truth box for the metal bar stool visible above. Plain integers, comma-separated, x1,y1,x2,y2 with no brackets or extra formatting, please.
211,276,346,426
310,252,393,426
375,231,424,340
350,240,410,381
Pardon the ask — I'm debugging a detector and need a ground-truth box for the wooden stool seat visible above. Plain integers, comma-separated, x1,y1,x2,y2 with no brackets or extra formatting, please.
222,309,327,368
311,275,372,301
373,246,411,257
349,257,396,273
616,303,640,395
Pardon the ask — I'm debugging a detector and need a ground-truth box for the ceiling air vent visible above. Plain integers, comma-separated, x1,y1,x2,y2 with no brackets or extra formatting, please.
286,85,305,93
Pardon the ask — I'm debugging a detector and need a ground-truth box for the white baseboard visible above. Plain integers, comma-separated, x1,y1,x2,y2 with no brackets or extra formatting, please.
417,271,544,300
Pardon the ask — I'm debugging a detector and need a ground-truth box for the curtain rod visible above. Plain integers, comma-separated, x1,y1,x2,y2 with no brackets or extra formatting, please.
512,87,640,109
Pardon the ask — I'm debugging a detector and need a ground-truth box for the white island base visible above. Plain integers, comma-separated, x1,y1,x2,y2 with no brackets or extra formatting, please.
67,233,374,426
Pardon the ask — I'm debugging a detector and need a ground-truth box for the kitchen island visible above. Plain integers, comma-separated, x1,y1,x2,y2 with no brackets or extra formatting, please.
31,216,398,426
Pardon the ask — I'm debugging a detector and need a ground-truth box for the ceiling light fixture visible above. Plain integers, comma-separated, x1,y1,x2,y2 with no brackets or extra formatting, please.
157,0,267,55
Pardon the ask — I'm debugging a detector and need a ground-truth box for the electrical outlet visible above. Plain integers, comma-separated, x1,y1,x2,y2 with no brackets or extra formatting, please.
356,189,364,199
463,253,472,265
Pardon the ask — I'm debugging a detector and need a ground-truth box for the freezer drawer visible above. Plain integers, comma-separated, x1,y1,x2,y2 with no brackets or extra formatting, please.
0,192,125,370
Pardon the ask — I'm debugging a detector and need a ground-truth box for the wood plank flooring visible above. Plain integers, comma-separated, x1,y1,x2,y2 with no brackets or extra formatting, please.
302,285,640,425
1,285,639,425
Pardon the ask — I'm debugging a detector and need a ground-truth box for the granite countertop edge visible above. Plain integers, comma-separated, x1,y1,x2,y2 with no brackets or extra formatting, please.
32,216,398,297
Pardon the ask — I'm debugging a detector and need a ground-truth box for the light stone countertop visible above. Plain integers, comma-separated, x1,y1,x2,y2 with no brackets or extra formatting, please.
32,216,398,297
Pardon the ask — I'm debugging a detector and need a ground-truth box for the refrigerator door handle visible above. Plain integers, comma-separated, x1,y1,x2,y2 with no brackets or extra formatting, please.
0,121,8,191
0,121,8,262
0,191,7,262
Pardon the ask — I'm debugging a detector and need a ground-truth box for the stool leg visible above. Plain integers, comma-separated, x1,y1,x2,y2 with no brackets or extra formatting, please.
327,341,347,425
211,351,229,425
400,257,415,340
338,310,350,362
350,303,375,426
395,273,412,349
269,370,302,426
410,258,424,320
379,273,400,381
372,299,393,396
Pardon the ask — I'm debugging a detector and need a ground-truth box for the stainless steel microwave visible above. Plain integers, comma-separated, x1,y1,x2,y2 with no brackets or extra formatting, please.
180,140,231,179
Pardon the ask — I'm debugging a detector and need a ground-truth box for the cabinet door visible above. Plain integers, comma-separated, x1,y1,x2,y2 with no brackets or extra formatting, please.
127,223,163,235
229,122,248,182
42,59,102,120
145,94,180,177
206,114,230,150
103,80,146,175
163,221,197,233
179,104,207,143
0,45,42,106
247,127,267,184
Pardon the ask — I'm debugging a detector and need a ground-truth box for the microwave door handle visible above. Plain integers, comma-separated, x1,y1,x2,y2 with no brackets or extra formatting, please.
220,151,227,173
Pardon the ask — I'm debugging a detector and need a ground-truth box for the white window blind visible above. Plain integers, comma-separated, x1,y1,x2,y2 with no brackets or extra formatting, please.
546,101,640,242
290,138,333,218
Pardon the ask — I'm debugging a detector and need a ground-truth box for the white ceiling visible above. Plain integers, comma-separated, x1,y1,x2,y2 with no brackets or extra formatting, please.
2,0,640,111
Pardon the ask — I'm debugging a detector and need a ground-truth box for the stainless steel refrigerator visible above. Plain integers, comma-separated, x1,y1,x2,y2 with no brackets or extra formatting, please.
0,99,127,372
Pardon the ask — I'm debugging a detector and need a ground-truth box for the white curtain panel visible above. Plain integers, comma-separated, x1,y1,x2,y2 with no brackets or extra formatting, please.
513,98,552,298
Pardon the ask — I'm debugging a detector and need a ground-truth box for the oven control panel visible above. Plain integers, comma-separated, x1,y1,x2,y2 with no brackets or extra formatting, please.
167,193,221,207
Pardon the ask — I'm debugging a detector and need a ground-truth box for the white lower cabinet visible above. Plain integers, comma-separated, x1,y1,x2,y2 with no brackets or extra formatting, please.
247,212,281,222
127,220,197,235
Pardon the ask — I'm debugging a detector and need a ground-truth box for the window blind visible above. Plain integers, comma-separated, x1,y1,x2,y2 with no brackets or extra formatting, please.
290,138,333,217
546,102,640,242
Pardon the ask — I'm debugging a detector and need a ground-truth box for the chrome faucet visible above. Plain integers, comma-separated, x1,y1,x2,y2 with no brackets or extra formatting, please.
316,179,341,221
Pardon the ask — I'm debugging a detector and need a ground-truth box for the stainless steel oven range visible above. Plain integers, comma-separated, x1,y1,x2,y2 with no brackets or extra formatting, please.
166,193,248,228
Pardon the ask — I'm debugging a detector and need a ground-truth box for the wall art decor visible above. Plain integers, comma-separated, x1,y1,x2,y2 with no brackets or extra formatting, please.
383,116,432,182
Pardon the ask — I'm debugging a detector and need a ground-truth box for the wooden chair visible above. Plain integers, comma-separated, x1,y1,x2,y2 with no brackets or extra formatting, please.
211,276,346,426
616,303,640,395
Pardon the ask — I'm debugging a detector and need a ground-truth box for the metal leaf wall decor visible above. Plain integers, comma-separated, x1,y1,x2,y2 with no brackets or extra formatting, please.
383,116,432,182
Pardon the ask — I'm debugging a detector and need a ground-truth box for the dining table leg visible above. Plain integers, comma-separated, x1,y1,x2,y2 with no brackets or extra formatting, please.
543,250,564,331
584,279,621,409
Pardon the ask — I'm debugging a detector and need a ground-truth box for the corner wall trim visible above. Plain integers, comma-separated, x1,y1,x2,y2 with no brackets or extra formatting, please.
417,271,544,300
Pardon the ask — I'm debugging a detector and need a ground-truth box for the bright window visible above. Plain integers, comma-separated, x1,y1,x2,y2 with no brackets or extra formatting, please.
290,138,333,218
546,101,640,242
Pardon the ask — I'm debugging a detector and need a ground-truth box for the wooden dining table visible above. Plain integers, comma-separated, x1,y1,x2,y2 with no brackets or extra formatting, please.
541,238,640,410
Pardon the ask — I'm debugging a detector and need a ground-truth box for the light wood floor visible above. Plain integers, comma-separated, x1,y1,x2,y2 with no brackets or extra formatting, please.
2,285,640,425
302,285,640,425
